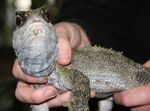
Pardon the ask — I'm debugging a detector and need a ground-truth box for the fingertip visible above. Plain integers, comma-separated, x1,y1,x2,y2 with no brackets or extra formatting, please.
90,90,96,98
144,59,150,68
16,82,57,104
57,54,71,65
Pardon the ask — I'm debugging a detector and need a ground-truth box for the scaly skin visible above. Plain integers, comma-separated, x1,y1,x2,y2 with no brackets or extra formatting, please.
13,6,150,111
56,65,90,111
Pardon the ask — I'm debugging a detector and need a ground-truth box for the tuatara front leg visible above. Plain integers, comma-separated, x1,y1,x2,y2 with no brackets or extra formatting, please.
57,65,90,111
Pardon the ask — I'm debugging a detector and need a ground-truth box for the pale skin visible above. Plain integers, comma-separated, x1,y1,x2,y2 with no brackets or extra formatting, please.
12,22,150,110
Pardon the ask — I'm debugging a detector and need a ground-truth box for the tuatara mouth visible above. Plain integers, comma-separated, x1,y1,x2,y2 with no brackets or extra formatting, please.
21,60,55,78
23,21,54,39
29,23,46,38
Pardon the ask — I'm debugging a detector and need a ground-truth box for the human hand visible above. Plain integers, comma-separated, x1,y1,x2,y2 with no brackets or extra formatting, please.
12,22,94,107
113,60,150,111
54,22,91,64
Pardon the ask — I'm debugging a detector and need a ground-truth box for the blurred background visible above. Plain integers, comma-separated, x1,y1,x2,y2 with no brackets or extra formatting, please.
0,0,62,111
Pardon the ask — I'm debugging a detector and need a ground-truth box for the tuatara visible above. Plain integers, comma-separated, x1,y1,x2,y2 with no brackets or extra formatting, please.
12,6,150,111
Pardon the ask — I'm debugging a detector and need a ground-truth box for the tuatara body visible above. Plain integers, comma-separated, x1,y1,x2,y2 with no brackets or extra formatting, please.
12,6,150,111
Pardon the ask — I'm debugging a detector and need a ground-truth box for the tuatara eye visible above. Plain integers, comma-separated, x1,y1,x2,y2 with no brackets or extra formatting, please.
15,12,28,27
16,15,23,26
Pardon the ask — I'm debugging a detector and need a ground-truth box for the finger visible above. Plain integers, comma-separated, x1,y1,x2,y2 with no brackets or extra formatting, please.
144,59,150,68
66,23,82,48
57,37,72,65
113,84,150,107
59,23,89,48
131,104,150,111
54,24,72,65
90,90,96,98
47,90,96,108
47,91,71,107
15,81,57,104
12,59,47,83
70,23,91,48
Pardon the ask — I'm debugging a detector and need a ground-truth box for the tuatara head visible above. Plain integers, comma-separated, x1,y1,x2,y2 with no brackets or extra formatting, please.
15,6,50,28
12,6,58,77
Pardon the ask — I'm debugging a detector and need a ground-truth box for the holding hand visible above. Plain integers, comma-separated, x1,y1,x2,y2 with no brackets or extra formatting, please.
12,22,150,111
12,22,93,107
114,60,150,111
54,22,91,64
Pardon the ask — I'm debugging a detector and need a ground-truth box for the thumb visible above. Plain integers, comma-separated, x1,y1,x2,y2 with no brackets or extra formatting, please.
144,60,150,68
54,23,72,65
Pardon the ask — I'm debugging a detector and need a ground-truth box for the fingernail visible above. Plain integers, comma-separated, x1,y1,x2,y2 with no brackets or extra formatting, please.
44,88,56,98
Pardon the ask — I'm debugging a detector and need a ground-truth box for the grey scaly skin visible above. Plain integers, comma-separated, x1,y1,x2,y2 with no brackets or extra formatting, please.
12,6,150,111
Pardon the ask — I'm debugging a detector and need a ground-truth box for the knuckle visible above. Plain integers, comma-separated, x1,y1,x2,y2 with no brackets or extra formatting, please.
12,64,18,78
30,89,47,104
30,93,40,104
12,68,17,77
55,23,66,32
22,74,30,81
15,88,20,100
15,86,26,102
